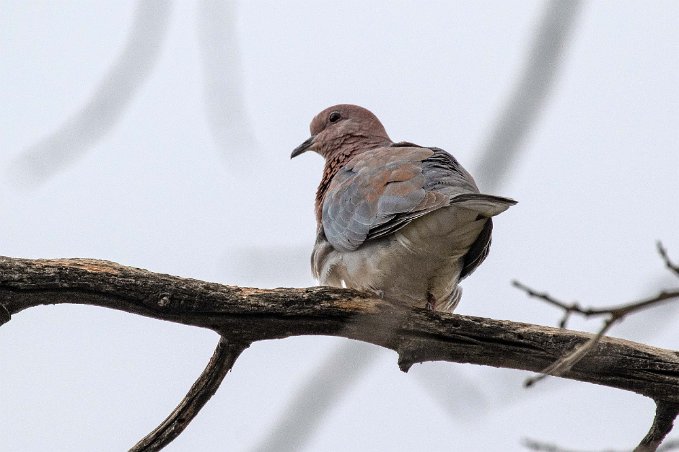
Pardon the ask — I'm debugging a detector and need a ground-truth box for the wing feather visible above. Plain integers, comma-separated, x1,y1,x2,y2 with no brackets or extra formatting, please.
321,144,515,253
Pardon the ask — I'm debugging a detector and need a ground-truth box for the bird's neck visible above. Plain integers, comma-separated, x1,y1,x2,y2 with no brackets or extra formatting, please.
314,136,391,224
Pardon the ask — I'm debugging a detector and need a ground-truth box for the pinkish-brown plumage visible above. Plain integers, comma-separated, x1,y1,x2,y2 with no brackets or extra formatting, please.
291,104,516,312
293,105,393,222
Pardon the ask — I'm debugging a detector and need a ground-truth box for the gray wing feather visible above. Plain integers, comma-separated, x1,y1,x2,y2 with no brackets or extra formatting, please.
322,145,515,252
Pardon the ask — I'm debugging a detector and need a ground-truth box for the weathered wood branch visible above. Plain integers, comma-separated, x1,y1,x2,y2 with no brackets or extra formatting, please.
129,336,249,452
1,256,678,401
1,256,678,449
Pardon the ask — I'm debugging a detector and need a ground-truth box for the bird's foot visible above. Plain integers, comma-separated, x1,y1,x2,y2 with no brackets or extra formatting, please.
425,293,436,311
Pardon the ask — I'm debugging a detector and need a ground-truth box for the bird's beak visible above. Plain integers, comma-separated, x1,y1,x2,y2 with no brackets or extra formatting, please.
291,136,315,159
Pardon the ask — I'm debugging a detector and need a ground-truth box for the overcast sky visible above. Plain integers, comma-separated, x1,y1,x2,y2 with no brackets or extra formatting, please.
1,1,678,451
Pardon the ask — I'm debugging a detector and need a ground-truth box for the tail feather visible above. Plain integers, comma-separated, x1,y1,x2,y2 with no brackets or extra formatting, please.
450,193,517,217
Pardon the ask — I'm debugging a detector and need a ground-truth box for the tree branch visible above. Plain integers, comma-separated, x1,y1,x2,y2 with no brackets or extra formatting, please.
129,335,249,452
512,281,679,387
2,256,679,449
658,242,679,278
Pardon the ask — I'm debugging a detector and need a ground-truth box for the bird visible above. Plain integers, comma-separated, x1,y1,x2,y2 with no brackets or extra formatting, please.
291,104,516,312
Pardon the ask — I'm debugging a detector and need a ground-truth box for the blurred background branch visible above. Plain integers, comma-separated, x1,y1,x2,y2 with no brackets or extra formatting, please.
473,0,582,190
196,0,257,166
8,0,173,187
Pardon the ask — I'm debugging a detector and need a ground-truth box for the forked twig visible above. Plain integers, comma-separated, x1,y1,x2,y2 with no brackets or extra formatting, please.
515,243,679,387
514,285,679,387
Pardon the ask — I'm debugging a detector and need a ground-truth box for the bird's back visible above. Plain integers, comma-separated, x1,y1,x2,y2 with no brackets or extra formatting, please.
313,144,515,311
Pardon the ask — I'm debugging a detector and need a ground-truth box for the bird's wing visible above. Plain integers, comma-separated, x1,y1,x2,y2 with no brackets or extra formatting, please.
322,144,515,253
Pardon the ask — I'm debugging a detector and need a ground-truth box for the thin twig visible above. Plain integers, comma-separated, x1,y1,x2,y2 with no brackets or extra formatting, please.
658,242,679,278
515,245,679,448
516,244,679,387
129,336,249,452
636,402,679,452
512,280,583,328
516,282,679,387
524,317,617,387
515,282,679,328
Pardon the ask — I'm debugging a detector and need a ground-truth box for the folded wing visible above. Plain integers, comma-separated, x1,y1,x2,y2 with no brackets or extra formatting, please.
321,145,516,270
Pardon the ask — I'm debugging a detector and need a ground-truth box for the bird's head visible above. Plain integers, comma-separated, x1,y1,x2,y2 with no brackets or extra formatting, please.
291,104,391,159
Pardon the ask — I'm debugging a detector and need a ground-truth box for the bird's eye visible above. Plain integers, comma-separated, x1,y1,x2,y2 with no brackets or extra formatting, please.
328,111,341,123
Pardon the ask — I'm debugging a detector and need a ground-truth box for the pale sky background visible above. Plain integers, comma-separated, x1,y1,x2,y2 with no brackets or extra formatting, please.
1,1,678,451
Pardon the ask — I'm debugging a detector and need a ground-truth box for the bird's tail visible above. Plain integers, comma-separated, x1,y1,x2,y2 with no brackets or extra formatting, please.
449,193,517,218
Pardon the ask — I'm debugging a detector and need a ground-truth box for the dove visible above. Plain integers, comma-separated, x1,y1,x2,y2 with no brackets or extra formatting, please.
291,104,516,312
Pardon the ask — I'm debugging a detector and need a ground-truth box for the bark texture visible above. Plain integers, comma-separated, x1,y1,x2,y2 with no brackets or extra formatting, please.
1,256,677,404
